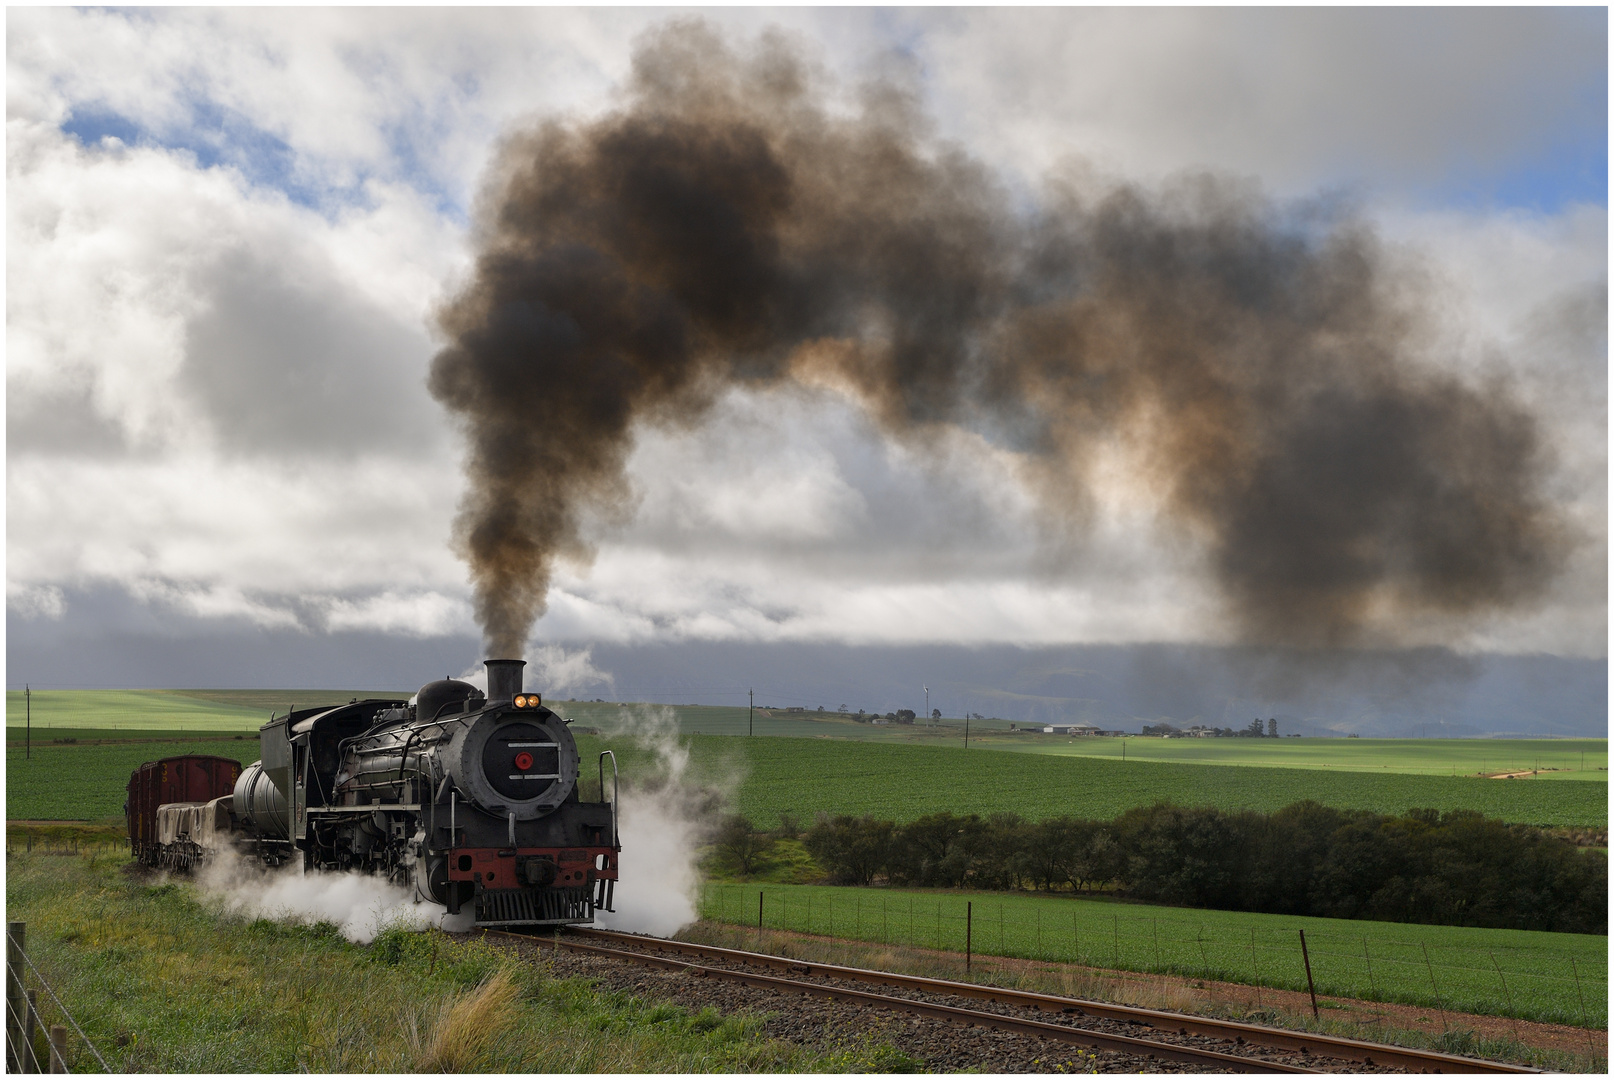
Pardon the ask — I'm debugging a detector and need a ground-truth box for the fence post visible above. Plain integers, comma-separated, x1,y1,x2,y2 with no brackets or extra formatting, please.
26,989,40,1073
965,902,972,974
1250,930,1262,1011
1420,944,1449,1032
47,1025,66,1073
1488,952,1523,1045
1571,958,1598,1067
7,921,25,1074
1298,930,1319,1020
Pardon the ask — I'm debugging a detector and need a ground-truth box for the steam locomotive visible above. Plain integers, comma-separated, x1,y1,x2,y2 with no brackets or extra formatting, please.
126,659,620,927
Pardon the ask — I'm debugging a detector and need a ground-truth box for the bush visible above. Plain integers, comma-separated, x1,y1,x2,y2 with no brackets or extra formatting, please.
713,815,774,877
797,800,1605,932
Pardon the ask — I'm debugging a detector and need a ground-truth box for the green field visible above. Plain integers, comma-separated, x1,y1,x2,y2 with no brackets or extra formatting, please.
12,688,1605,777
700,881,1607,1028
7,733,253,821
1008,736,1608,780
3,689,404,731
9,725,1604,828
575,735,1608,829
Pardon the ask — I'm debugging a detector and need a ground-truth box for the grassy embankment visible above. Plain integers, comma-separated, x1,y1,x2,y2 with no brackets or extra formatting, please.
3,850,908,1072
696,879,1606,1029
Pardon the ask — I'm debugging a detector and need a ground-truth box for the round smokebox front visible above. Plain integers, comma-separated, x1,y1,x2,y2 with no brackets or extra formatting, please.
459,711,578,816
484,722,559,800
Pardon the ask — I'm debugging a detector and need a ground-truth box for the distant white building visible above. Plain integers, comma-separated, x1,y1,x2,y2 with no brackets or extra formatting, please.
1042,723,1100,736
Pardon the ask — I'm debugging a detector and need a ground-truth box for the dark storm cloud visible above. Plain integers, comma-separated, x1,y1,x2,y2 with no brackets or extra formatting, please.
431,21,1568,658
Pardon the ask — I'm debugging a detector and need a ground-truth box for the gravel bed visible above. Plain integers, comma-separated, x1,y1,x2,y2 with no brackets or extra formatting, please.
492,934,1403,1073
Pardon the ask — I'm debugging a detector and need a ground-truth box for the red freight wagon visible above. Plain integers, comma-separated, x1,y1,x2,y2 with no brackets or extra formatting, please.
126,756,242,866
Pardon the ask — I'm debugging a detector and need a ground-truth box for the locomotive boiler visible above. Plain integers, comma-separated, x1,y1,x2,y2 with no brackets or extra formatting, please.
134,658,620,928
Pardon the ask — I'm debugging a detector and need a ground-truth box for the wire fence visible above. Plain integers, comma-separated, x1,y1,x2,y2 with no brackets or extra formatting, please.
7,922,110,1073
699,882,1608,1030
6,833,126,858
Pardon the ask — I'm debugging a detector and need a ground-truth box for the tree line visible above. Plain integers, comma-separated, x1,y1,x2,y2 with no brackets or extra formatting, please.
790,801,1605,934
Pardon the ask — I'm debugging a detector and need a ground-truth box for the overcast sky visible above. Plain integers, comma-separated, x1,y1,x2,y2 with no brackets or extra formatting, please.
7,8,1607,692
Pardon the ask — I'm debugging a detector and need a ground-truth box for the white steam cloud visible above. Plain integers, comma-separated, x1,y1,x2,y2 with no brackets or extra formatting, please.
198,849,472,943
592,705,733,937
527,643,615,698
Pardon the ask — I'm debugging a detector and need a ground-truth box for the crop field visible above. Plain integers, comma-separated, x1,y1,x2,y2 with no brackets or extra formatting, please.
574,735,1608,829
699,881,1607,1028
9,724,1605,828
4,689,409,732
7,732,253,821
1007,736,1608,781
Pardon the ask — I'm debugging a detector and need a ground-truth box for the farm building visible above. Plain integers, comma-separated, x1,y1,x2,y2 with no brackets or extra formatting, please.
1042,724,1101,736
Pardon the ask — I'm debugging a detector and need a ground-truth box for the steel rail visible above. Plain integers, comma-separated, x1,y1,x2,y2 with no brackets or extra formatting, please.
567,927,1538,1074
506,932,1314,1072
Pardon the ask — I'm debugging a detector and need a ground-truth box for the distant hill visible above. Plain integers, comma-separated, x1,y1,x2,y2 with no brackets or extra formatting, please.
8,600,1604,738
581,641,1607,738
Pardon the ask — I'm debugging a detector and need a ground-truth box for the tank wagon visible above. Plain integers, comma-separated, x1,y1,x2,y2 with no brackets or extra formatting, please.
126,659,620,928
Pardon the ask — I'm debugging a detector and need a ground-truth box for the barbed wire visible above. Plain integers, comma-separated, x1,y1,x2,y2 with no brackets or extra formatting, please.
6,928,111,1072
702,883,1606,1015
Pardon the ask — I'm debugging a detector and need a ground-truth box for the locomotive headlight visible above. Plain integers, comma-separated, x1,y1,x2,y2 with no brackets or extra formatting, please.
514,693,542,709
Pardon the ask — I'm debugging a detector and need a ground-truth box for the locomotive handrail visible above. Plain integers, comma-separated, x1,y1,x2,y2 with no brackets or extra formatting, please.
598,751,619,847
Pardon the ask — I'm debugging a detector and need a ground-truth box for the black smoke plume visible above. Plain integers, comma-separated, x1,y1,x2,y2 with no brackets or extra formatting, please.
430,21,1565,659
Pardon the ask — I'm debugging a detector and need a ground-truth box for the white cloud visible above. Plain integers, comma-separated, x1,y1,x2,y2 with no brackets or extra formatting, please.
322,590,473,638
126,579,303,632
6,584,66,621
914,8,1604,198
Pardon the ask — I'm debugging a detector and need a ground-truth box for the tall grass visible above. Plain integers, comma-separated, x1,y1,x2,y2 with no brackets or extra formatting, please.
410,970,522,1071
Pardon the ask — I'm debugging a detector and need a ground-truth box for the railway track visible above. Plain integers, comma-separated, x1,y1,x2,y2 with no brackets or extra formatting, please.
488,926,1536,1073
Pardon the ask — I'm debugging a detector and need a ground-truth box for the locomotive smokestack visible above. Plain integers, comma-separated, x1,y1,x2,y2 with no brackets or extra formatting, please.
485,658,526,704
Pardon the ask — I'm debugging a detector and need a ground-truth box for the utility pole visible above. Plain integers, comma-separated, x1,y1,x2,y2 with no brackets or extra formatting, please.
25,685,31,760
749,688,754,736
925,686,930,725
964,714,969,749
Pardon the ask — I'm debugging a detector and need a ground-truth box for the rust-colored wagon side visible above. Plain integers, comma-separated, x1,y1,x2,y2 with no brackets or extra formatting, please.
125,755,242,866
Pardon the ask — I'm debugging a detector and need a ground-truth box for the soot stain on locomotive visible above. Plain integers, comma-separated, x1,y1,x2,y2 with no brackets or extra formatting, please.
143,657,624,936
